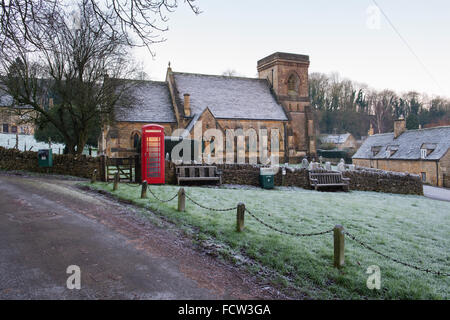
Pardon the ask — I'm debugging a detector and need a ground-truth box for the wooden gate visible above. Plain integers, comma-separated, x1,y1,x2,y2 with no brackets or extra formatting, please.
106,157,135,182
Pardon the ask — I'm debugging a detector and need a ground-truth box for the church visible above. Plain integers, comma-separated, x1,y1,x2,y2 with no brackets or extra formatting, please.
99,52,316,163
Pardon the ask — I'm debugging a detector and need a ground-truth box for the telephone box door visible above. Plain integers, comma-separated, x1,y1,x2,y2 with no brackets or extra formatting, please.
141,124,165,184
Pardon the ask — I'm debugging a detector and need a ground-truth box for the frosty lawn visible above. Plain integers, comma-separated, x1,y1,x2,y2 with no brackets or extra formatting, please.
88,182,450,299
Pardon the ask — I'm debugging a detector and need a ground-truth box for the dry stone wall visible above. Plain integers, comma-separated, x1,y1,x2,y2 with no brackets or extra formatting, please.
0,146,100,179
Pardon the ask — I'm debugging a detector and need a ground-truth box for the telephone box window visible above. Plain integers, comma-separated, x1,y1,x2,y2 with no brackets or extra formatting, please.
141,124,165,184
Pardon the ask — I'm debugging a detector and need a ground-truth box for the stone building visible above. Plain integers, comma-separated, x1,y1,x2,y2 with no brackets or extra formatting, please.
0,91,35,135
352,118,450,187
100,52,316,163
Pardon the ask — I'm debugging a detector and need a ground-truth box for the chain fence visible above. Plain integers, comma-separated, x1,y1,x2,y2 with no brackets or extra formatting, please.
244,208,334,237
344,230,450,276
147,186,178,203
185,193,237,212
99,180,449,276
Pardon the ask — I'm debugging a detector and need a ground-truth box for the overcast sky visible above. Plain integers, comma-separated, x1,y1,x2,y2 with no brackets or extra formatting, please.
134,0,450,98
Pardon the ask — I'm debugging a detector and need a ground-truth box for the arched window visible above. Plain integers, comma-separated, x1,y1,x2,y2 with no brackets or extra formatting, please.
287,74,299,95
131,132,141,153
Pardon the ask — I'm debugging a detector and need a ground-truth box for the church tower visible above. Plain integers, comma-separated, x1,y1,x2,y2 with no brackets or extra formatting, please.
257,52,316,161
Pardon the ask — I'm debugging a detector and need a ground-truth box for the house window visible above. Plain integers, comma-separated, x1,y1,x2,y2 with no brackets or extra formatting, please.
420,148,427,159
11,125,17,133
421,172,427,182
3,124,8,133
371,146,381,157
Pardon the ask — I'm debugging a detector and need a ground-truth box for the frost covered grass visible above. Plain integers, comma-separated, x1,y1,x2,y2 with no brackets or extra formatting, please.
88,182,450,299
0,133,65,153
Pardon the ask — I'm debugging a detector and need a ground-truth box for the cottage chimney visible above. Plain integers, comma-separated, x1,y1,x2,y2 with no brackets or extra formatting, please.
394,116,406,139
184,93,191,117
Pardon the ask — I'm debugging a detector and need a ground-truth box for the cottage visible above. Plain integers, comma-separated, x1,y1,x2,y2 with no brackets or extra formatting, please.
352,118,450,187
99,52,317,163
0,89,35,135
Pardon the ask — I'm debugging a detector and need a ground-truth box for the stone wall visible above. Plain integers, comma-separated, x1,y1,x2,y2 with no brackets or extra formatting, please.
0,146,101,179
165,162,423,195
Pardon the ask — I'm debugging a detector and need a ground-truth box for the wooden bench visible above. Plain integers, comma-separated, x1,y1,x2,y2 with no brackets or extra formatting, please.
176,165,222,185
308,169,350,191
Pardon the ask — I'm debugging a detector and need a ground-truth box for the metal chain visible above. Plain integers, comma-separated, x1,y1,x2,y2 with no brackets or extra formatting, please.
147,187,178,203
185,193,237,212
344,230,450,276
245,208,333,237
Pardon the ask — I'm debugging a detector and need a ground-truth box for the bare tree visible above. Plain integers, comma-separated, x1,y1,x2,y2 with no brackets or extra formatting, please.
222,69,240,77
0,1,140,154
0,0,200,54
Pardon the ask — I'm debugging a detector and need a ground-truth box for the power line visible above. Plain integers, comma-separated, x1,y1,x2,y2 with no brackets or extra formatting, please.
372,0,444,94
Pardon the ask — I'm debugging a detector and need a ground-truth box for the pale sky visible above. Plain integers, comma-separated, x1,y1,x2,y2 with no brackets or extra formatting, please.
134,0,450,98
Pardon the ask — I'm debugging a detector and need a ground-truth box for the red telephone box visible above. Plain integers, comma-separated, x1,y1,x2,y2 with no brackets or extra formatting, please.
141,124,165,184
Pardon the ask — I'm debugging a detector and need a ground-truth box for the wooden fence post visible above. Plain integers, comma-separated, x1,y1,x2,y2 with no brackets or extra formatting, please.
113,172,119,191
100,155,106,182
91,169,97,184
135,154,141,183
141,181,147,199
129,156,133,182
236,203,245,232
333,225,345,268
178,188,185,212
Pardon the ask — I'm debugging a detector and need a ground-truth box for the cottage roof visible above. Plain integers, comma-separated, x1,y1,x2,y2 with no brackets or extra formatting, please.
352,126,450,160
0,85,34,109
172,72,288,121
114,80,176,123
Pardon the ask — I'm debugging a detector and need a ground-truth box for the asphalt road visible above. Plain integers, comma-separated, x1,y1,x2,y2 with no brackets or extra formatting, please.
423,185,450,202
0,173,279,300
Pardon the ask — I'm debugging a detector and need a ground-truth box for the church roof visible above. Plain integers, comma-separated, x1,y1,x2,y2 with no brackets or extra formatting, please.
172,72,288,121
352,126,450,160
115,80,176,123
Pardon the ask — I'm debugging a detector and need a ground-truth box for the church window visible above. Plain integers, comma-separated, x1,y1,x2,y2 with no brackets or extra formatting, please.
287,74,298,95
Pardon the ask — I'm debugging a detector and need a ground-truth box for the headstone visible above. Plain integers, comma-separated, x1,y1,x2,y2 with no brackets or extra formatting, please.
325,162,332,171
337,159,346,172
301,157,309,169
349,164,355,171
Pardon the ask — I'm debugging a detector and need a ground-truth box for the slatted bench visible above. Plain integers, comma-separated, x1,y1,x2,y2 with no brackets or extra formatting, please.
176,165,222,185
309,169,350,191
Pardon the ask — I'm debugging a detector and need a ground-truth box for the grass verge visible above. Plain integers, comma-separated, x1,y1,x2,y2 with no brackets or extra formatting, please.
85,182,450,299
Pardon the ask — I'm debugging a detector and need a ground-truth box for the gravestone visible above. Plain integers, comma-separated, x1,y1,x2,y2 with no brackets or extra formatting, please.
301,157,309,169
337,159,346,172
325,162,332,171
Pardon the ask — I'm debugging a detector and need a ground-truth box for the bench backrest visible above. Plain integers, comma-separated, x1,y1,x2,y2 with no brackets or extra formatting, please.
176,166,218,178
309,171,344,184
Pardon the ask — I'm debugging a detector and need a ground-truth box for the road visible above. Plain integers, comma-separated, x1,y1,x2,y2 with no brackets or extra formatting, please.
423,185,450,202
0,173,280,300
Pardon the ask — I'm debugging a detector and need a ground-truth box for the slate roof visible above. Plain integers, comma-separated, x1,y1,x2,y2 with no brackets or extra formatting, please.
0,85,33,109
172,72,288,121
320,133,351,145
114,80,176,123
352,126,450,160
